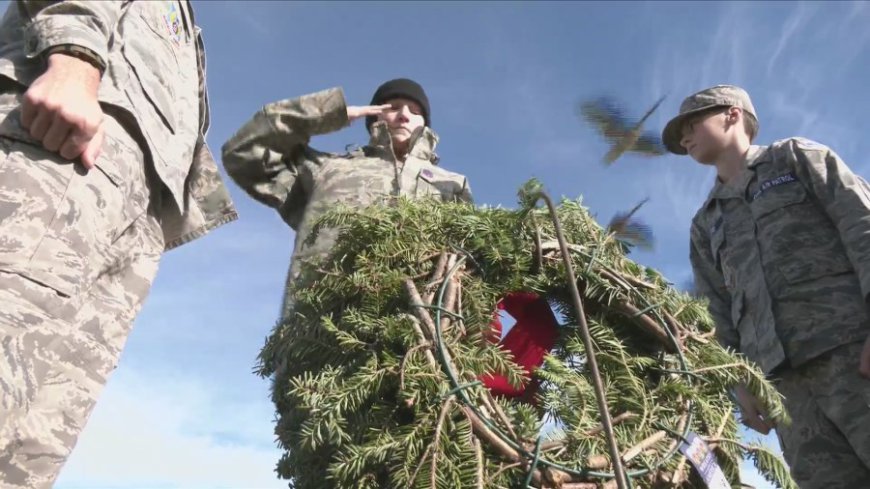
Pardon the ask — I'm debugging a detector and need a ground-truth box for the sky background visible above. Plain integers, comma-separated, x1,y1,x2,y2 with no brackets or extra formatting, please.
23,1,868,488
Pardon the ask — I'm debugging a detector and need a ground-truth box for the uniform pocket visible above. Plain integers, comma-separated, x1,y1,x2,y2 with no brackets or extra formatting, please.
0,139,76,294
120,6,182,133
0,132,144,301
415,168,468,202
750,179,807,221
777,254,853,285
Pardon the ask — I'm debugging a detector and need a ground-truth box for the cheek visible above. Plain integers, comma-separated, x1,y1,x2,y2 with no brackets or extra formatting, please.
408,114,425,130
694,125,716,144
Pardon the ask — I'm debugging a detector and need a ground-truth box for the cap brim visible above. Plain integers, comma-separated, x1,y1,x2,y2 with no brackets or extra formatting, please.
661,104,728,155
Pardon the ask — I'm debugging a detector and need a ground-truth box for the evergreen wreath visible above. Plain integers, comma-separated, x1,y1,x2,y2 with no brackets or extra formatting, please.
257,180,796,489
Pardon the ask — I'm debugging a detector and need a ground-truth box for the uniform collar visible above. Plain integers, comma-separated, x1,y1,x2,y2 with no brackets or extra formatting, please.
701,144,769,208
367,122,440,165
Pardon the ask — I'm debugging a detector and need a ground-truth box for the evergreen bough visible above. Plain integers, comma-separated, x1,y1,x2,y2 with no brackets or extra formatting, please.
257,180,796,489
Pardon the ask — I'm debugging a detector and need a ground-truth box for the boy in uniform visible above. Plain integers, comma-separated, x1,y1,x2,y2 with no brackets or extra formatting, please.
662,85,870,487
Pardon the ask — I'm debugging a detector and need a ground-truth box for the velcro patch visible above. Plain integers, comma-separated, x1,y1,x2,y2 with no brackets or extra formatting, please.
751,172,797,201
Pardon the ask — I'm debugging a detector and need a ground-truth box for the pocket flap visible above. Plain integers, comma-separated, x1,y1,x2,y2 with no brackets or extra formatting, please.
750,175,807,220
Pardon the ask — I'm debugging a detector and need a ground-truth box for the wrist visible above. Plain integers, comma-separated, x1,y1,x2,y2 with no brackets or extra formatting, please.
45,44,105,78
45,52,102,91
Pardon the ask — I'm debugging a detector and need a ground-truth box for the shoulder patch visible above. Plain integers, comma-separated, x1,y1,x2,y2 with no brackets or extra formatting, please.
750,172,798,201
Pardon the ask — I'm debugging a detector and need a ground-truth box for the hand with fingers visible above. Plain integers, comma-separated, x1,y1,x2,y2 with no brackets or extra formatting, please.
347,104,392,123
20,53,105,169
733,383,776,435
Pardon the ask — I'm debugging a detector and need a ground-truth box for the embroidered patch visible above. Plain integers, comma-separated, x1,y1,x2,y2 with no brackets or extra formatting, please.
162,1,183,45
751,172,797,201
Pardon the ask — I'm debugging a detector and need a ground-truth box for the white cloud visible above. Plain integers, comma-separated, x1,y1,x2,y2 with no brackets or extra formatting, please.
766,3,814,77
55,368,286,489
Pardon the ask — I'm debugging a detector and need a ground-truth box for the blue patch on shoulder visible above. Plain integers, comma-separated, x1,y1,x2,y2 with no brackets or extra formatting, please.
751,172,797,201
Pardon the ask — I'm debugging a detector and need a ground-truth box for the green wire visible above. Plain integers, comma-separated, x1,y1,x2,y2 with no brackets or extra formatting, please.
427,201,699,486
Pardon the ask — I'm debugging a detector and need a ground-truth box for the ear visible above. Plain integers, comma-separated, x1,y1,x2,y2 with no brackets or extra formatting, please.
725,106,743,125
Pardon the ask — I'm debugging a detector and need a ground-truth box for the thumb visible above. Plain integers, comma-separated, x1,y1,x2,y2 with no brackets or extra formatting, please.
80,124,105,169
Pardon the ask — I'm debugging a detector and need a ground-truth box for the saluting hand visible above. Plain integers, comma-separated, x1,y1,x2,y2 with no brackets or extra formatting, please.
21,53,105,169
346,104,392,123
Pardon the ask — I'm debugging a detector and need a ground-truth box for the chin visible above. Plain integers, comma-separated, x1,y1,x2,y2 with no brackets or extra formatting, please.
688,148,712,164
695,155,718,165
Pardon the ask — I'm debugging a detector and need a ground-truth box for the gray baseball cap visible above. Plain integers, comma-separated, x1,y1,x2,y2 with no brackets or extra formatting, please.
661,85,757,155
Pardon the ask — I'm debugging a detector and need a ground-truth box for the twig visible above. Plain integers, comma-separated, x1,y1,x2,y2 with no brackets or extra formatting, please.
586,454,609,470
405,314,438,370
460,405,546,485
535,192,628,489
613,301,680,353
480,392,518,440
409,443,434,487
597,268,639,293
423,252,450,303
431,397,456,488
586,411,636,437
663,312,687,338
658,408,692,480
704,437,748,451
405,281,440,346
439,273,460,334
417,251,443,264
621,430,667,462
407,277,565,485
693,362,745,374
531,216,543,275
488,462,523,484
472,436,484,489
540,241,656,290
456,277,467,337
399,342,433,392
540,412,636,451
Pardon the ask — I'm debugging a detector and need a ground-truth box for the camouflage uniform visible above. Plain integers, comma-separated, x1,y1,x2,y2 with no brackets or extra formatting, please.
673,88,870,487
0,2,237,487
222,87,472,317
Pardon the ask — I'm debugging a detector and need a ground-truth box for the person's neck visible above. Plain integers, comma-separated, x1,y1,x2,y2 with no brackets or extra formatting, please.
392,140,409,162
714,141,752,185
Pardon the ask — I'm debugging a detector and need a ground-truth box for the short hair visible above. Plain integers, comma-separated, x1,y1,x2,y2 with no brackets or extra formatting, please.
743,112,758,142
688,106,758,142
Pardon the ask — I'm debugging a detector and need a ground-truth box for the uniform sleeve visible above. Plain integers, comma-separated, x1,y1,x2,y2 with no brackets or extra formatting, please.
19,0,123,67
689,219,737,350
220,87,349,216
789,138,870,301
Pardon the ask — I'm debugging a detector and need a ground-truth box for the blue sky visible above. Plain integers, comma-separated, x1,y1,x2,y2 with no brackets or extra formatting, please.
40,1,870,488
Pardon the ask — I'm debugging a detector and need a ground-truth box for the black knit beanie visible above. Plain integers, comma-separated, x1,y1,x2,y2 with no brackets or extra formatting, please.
365,78,431,132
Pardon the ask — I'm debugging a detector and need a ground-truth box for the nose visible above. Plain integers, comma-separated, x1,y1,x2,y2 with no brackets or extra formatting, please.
680,132,692,151
396,105,411,122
